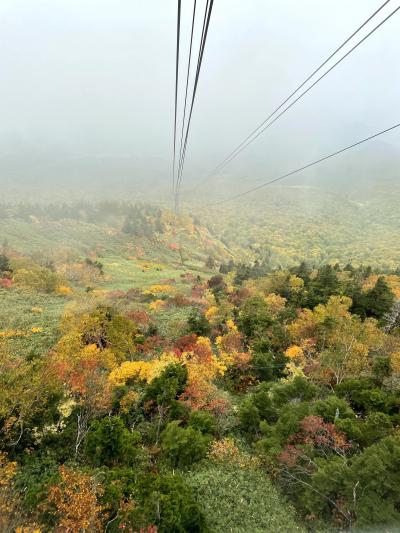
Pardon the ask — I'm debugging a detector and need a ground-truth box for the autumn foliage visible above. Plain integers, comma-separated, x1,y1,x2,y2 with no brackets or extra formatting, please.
45,466,106,531
2,242,400,532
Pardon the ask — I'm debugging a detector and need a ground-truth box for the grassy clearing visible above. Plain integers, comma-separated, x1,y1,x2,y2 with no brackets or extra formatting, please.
0,288,66,358
0,218,129,256
100,255,208,292
152,305,192,339
0,215,216,357
1,217,214,292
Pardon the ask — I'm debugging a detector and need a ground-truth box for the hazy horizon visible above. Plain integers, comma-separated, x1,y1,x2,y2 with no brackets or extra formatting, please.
0,0,399,205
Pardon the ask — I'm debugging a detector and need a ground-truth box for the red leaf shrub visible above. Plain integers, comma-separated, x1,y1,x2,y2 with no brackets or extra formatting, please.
0,278,12,288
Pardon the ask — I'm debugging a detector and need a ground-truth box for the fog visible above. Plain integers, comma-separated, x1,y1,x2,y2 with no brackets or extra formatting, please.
0,0,399,202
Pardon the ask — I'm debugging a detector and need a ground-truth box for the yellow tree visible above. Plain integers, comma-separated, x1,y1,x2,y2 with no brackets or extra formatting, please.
0,339,61,448
0,451,18,531
52,305,140,454
45,466,106,532
288,296,385,385
50,343,115,455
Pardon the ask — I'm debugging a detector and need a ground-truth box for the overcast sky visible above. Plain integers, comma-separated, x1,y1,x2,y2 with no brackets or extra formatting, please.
0,0,399,196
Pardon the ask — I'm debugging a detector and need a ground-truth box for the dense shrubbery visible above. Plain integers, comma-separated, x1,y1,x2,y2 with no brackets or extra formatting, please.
1,253,400,531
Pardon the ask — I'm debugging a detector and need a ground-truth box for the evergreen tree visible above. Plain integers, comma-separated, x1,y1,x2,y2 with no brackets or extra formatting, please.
347,283,367,318
85,416,140,467
0,253,10,274
143,364,188,407
219,262,229,274
161,420,211,468
364,277,394,319
187,307,211,336
234,263,252,285
132,474,207,532
290,261,311,285
307,264,340,307
205,256,216,269
238,296,273,341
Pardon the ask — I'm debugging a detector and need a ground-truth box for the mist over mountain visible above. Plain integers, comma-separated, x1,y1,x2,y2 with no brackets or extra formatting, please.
2,2,400,531
1,0,399,205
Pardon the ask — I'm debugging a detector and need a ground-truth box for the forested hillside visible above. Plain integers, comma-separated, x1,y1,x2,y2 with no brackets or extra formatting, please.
196,183,400,268
1,203,400,531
